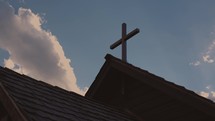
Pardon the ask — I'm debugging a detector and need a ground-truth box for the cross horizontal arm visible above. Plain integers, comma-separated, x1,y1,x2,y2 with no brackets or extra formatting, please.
110,28,140,49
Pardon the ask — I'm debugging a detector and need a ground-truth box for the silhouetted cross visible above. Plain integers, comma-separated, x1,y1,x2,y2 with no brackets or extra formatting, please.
110,23,139,62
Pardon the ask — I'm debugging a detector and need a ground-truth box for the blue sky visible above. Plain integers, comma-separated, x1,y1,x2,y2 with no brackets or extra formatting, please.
1,0,215,99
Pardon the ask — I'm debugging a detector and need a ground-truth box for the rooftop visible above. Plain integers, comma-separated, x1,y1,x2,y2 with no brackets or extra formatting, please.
0,66,137,121
86,54,215,121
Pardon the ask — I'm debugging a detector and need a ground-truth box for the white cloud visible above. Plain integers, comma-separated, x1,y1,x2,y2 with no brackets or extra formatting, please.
207,40,215,54
211,91,215,97
200,40,215,64
190,61,200,66
199,91,209,98
190,40,215,66
0,1,87,95
202,55,214,63
199,91,215,102
4,58,15,69
198,86,215,101
209,91,215,101
206,85,211,89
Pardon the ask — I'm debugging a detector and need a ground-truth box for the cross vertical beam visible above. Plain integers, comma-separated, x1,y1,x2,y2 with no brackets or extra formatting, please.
122,23,127,62
110,23,140,62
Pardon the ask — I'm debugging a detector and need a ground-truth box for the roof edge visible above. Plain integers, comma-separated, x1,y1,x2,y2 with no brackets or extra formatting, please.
86,54,113,97
105,54,114,60
87,54,215,117
0,83,28,121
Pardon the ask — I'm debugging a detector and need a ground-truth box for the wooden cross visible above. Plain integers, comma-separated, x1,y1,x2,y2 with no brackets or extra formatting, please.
110,23,140,62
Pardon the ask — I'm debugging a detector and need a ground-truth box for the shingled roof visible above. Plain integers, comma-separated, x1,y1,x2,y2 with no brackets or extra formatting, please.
0,66,138,121
86,54,215,121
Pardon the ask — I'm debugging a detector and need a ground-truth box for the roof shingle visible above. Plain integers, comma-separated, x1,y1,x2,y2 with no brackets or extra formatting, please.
0,66,137,121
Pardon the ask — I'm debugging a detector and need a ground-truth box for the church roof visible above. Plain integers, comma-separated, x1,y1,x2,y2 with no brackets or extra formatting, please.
0,66,138,121
86,54,215,121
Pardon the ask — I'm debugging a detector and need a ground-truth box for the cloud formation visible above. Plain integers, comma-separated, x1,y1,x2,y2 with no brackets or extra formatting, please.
199,91,215,102
201,40,215,64
199,91,210,98
190,40,215,66
198,86,215,102
202,55,214,63
0,1,86,95
189,61,200,66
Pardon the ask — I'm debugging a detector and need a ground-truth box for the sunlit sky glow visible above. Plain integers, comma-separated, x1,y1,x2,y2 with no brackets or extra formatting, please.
1,0,215,100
